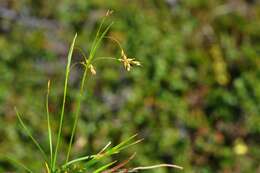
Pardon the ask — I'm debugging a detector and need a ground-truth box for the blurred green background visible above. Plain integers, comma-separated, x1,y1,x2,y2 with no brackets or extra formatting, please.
0,0,260,172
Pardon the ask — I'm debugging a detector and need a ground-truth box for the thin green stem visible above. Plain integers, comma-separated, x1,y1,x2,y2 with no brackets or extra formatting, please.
88,22,113,63
46,80,53,170
65,17,113,165
89,16,107,59
65,67,88,163
92,57,119,64
52,33,77,170
104,36,124,50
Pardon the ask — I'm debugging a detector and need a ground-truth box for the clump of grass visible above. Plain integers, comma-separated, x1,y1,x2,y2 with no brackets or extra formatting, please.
11,10,183,173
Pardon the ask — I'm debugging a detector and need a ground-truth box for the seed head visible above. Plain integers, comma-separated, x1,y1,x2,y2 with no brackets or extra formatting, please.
89,64,96,75
106,10,113,17
119,50,141,71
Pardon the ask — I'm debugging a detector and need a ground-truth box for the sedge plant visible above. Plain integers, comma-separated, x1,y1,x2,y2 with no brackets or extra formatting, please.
11,11,183,173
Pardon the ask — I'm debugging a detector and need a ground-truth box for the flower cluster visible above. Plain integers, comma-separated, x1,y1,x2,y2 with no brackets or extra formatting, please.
118,50,141,71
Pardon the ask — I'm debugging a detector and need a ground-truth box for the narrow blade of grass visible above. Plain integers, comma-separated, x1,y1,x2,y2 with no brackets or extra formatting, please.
14,108,47,161
110,134,138,152
131,164,184,171
64,141,111,168
88,22,113,63
66,21,113,164
102,153,136,173
93,161,117,173
46,80,53,169
87,12,110,64
65,68,88,164
117,138,143,151
45,162,51,173
64,155,93,167
84,134,139,169
53,33,77,169
7,156,34,173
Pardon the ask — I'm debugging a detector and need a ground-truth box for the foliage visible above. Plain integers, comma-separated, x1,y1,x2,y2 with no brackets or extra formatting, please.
0,0,260,172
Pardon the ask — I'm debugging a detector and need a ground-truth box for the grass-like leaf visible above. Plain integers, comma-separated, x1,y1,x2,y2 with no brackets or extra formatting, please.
66,17,113,164
7,156,33,173
10,12,183,173
53,33,77,170
64,155,93,167
84,134,139,169
93,161,117,173
15,108,47,161
46,80,53,169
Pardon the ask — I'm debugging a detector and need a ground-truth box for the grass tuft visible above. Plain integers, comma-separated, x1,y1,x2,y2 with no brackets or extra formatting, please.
12,11,182,173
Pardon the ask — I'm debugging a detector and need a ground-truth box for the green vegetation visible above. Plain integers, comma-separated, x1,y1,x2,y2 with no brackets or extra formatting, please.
8,12,182,172
0,0,260,172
